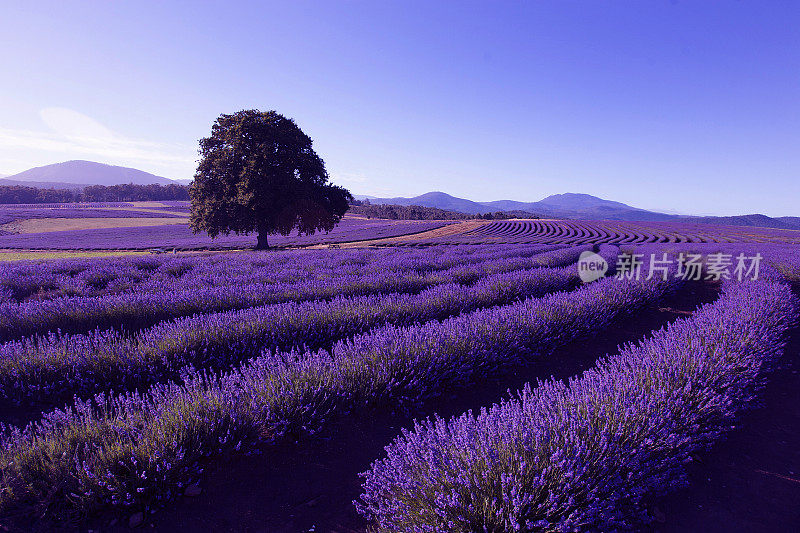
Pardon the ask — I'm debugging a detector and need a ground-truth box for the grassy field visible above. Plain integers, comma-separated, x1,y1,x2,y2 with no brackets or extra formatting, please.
0,250,148,261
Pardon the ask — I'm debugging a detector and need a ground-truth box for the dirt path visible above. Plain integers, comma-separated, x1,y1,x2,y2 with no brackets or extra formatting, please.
119,283,717,533
648,285,800,533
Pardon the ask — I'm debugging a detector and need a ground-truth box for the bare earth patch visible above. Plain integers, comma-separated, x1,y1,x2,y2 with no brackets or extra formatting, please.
325,219,492,248
1,217,188,234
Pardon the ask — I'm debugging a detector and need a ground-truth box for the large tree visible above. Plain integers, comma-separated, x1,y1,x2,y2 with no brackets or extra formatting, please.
190,110,352,249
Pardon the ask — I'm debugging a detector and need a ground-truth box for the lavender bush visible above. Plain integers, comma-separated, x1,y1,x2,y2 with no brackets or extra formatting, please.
357,279,798,531
0,243,561,304
0,245,585,340
0,270,672,523
0,265,579,407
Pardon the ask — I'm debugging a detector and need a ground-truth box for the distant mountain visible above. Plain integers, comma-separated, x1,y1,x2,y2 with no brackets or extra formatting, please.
682,214,800,230
538,193,653,214
482,193,673,220
361,191,798,229
3,161,186,187
365,191,676,220
777,217,800,229
370,192,489,214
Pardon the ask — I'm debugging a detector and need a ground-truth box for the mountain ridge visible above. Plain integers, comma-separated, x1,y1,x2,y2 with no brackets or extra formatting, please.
2,161,188,187
0,178,90,190
362,191,672,220
359,191,800,229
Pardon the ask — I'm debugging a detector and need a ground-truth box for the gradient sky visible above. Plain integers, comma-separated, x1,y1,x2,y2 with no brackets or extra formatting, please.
0,1,797,216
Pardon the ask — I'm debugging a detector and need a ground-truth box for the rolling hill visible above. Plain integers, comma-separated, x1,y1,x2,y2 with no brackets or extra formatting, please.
681,214,800,230
0,178,90,190
365,192,488,214
2,161,187,187
365,191,675,220
363,191,800,228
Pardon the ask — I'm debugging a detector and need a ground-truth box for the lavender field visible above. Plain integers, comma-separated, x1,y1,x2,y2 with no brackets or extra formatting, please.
0,208,452,250
2,203,800,253
0,241,796,532
411,219,800,245
6,1,799,529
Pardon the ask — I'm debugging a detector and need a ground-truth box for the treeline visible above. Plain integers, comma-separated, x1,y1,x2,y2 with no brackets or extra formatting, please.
349,200,540,220
0,183,190,204
0,187,75,204
83,184,189,202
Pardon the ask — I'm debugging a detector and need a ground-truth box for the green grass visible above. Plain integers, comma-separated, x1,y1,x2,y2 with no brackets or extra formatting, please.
0,251,148,261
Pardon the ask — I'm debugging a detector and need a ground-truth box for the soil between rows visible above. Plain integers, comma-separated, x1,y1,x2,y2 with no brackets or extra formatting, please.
647,284,800,533
87,282,717,533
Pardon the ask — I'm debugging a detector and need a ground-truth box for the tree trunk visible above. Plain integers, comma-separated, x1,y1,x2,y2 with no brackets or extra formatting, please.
255,225,269,250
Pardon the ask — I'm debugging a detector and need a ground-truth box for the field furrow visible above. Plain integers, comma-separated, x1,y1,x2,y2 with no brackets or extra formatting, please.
358,278,798,531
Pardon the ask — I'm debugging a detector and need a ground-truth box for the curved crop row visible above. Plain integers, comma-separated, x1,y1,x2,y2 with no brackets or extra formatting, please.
357,279,798,532
0,264,584,408
0,246,586,341
765,247,800,283
425,220,800,245
0,267,672,524
0,244,562,305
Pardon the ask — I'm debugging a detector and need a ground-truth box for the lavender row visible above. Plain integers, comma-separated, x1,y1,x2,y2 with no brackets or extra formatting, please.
420,219,800,244
616,243,798,284
0,265,579,408
357,279,798,531
0,245,580,339
764,246,800,283
0,243,561,304
0,246,586,340
0,270,671,523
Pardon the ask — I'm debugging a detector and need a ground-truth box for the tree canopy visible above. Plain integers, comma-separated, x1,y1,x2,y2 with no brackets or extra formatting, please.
190,110,352,248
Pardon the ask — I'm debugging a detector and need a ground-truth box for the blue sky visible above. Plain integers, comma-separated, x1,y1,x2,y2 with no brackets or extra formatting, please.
0,1,797,216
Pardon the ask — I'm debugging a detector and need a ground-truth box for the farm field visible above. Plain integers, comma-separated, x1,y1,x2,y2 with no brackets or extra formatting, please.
1,202,800,252
0,203,455,250
6,2,798,530
406,219,800,245
0,242,797,532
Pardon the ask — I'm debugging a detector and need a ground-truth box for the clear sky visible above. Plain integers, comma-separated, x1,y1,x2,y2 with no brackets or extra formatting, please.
0,1,797,216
